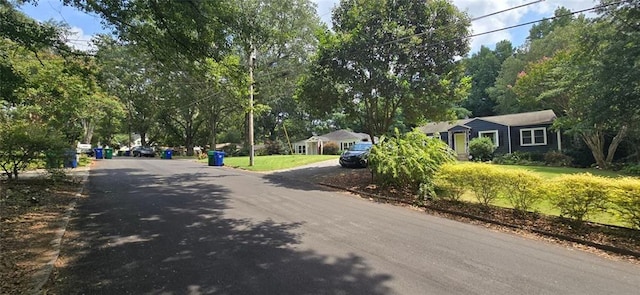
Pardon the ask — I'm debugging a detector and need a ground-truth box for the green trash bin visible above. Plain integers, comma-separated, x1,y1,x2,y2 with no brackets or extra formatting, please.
105,148,113,159
207,150,216,166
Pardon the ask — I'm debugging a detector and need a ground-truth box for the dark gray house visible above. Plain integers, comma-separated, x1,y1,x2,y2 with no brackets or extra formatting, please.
418,110,561,159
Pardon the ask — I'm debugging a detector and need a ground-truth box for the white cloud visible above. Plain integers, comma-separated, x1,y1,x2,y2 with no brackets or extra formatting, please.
63,26,95,52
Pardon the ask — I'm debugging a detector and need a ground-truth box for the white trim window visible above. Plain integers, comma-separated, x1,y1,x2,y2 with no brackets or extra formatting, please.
478,130,499,147
520,127,547,146
297,145,306,154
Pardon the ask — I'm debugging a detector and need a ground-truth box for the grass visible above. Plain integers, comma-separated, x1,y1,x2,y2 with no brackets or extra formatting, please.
200,154,337,171
494,164,625,179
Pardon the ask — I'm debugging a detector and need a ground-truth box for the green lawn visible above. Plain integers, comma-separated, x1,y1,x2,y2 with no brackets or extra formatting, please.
495,164,625,179
201,154,337,171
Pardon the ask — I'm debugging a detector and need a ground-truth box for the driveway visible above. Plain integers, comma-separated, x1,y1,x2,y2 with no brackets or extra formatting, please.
45,158,640,294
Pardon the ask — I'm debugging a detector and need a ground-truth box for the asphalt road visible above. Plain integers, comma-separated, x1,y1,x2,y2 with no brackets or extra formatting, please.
48,158,640,294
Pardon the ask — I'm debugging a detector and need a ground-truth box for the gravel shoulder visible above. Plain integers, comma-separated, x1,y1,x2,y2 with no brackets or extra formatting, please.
0,168,88,294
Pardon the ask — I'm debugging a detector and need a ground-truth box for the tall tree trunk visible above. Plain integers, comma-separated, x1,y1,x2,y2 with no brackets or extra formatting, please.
81,118,94,144
580,126,627,169
605,125,628,165
209,114,218,150
140,132,147,147
581,130,606,168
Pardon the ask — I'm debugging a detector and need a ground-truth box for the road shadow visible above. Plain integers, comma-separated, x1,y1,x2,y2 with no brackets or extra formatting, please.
45,166,393,294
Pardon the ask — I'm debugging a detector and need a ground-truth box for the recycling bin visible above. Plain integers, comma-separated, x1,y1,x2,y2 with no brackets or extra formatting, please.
94,148,103,159
105,148,113,159
164,149,173,159
214,151,225,166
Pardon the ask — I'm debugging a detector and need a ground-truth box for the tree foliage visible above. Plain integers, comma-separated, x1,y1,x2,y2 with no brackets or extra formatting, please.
297,0,471,142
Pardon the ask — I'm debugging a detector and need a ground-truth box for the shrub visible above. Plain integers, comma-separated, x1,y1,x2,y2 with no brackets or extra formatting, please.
265,140,283,155
544,151,573,167
433,163,467,201
323,142,340,155
368,129,456,197
622,163,640,176
545,173,611,222
468,137,496,161
461,162,505,206
610,178,640,229
492,151,544,166
502,170,544,212
0,120,67,180
255,147,269,156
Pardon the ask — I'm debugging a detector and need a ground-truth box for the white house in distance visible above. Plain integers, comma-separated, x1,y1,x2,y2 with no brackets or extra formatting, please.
293,129,374,155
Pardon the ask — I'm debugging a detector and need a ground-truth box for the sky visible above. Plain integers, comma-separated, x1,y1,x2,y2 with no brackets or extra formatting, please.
18,0,599,54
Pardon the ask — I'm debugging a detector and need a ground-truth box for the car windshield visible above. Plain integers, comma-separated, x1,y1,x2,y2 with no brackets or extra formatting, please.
350,143,372,151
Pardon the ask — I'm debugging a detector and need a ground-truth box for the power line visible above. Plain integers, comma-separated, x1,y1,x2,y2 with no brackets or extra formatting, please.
381,0,545,47
430,0,626,49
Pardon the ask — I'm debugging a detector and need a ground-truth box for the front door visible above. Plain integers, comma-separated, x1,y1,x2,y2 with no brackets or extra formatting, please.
454,132,467,156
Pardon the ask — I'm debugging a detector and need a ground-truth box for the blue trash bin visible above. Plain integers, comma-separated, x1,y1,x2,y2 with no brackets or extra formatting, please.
164,149,172,159
213,151,225,166
94,148,104,159
64,150,78,168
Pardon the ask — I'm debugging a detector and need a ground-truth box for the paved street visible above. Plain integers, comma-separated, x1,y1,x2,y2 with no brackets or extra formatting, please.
48,158,640,294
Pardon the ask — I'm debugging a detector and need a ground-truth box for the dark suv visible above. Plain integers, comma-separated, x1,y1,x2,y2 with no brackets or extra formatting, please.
339,142,373,168
132,146,155,157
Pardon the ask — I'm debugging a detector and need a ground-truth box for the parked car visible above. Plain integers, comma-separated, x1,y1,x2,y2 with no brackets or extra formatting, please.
339,142,373,168
131,146,155,157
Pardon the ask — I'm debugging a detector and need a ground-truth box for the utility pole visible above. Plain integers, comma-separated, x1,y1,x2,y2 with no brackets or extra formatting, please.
249,45,256,166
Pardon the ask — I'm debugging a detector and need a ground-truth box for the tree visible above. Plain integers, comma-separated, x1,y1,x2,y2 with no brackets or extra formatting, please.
462,46,502,117
491,16,586,115
95,38,163,147
65,0,235,62
298,0,471,142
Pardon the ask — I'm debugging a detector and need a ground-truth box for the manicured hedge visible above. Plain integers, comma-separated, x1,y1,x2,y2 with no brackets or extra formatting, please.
433,163,640,228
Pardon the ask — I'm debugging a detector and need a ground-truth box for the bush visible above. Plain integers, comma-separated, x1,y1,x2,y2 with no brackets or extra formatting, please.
544,151,573,167
610,178,640,229
255,147,269,156
368,129,456,197
433,163,467,201
265,140,284,155
0,120,67,180
502,170,544,212
545,173,611,222
492,151,544,166
468,137,496,161
323,142,340,155
461,163,505,206
435,162,504,206
622,163,640,176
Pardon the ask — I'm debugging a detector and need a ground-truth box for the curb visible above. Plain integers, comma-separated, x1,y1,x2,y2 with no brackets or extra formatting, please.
318,182,640,259
29,169,90,295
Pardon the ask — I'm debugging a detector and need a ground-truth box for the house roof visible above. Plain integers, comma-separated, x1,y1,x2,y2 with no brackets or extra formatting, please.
419,110,557,134
314,129,371,142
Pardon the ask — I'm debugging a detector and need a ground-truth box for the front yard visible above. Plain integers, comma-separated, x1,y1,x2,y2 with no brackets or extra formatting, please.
202,154,337,171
